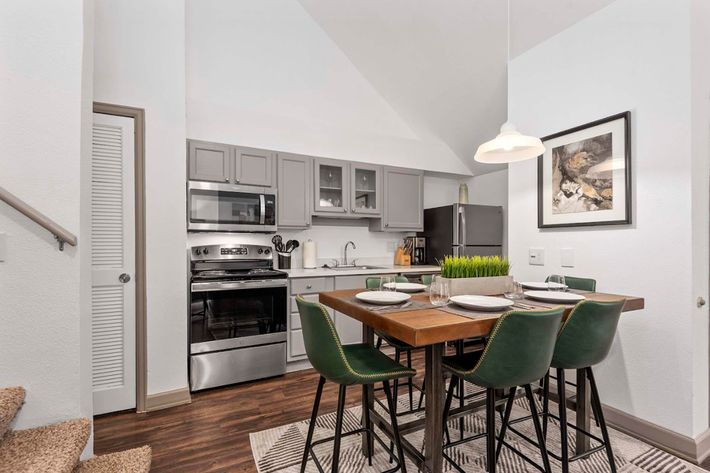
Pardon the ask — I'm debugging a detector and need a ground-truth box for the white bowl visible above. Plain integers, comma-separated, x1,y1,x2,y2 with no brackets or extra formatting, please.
523,290,585,303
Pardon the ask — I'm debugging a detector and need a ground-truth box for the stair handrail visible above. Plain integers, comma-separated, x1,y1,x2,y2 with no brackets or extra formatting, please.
0,185,77,251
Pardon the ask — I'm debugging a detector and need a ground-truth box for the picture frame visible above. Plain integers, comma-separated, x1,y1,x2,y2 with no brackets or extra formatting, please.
537,111,631,228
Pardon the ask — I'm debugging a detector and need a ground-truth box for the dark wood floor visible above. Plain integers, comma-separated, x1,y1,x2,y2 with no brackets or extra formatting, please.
95,351,710,472
94,350,426,472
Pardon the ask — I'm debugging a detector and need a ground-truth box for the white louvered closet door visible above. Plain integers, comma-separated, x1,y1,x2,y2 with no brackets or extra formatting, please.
91,113,136,415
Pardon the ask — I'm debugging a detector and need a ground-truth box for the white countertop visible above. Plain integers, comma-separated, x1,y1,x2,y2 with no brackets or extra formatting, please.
283,265,440,278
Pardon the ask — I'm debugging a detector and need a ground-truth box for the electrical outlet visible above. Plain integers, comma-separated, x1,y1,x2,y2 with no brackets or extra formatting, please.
529,247,545,266
561,248,575,268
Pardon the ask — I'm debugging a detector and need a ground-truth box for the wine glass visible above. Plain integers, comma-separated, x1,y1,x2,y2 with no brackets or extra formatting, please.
379,276,395,292
547,275,566,292
504,280,524,300
429,277,450,306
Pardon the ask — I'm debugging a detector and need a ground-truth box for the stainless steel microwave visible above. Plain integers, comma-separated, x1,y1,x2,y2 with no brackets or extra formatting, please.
187,181,277,233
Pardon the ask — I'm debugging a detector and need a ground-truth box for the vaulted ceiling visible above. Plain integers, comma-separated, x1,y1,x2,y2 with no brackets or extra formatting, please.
298,0,616,175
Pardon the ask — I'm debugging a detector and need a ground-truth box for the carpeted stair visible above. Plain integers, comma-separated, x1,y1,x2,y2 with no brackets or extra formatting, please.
0,386,151,473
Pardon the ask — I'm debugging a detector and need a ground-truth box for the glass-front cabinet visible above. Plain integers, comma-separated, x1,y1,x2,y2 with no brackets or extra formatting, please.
314,158,349,214
350,163,381,216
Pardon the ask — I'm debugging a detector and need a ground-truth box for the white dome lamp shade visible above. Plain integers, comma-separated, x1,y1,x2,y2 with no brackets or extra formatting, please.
474,121,545,164
474,0,545,165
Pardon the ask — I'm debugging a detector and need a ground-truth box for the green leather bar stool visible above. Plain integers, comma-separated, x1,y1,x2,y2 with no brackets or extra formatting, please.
536,300,624,473
421,273,434,286
441,307,565,473
296,297,415,473
545,275,597,291
367,276,424,416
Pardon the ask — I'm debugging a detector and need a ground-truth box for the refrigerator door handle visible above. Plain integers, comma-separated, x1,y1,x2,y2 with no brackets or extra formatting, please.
460,206,467,247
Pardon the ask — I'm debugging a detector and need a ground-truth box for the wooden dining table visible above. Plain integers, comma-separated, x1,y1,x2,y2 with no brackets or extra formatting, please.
319,289,645,473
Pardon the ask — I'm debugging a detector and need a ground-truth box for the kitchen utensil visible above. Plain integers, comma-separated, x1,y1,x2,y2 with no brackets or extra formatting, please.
356,291,411,305
271,235,283,252
383,282,427,293
450,295,514,311
524,290,586,304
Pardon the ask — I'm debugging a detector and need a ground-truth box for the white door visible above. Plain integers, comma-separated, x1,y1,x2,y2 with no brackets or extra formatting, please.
91,113,136,415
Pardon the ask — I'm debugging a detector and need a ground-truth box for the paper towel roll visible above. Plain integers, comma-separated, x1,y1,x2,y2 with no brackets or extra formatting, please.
302,239,317,269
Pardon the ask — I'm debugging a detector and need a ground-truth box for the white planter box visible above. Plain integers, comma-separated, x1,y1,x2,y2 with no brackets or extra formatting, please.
441,275,514,296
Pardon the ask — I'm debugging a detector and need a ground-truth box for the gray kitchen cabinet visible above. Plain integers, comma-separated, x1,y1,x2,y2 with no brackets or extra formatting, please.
313,158,349,215
233,146,274,187
350,162,381,217
277,153,312,228
372,166,424,232
188,140,231,183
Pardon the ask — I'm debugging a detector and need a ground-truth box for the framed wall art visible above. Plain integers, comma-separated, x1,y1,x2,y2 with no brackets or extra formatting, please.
537,111,631,228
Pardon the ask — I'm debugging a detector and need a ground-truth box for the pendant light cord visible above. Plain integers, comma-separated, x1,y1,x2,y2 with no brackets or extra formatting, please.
506,0,511,118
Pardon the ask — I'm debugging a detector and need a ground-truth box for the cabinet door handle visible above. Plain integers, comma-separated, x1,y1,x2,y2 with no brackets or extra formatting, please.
306,284,313,289
385,223,389,227
224,177,230,182
343,208,347,212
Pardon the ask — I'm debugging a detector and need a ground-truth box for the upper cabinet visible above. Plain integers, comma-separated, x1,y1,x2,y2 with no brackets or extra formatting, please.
313,158,349,215
188,140,231,183
350,163,381,216
188,140,274,188
277,153,311,228
371,167,424,232
234,146,274,187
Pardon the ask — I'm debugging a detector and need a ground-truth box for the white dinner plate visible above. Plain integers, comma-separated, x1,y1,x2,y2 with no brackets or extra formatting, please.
521,281,568,290
383,282,428,293
450,295,514,312
524,290,586,304
356,291,411,305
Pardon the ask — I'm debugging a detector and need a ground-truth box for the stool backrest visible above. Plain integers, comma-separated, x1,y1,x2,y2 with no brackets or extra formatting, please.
466,308,564,389
546,275,596,292
296,296,350,383
552,299,624,369
421,274,435,286
365,275,409,289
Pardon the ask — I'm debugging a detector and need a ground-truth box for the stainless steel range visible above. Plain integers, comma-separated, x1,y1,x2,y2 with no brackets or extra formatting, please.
189,244,287,391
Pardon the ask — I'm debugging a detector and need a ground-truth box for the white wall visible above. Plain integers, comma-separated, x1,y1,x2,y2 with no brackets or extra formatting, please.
0,0,92,432
186,0,471,176
508,0,706,437
93,0,188,396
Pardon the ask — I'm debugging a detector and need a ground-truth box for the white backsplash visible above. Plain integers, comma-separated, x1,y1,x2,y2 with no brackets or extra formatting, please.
187,222,410,268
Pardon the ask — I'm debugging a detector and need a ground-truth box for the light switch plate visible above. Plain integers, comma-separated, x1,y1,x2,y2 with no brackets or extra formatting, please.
0,233,6,262
561,248,575,268
529,247,545,266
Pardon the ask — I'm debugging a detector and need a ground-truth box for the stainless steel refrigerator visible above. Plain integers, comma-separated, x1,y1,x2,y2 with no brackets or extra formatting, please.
419,204,503,264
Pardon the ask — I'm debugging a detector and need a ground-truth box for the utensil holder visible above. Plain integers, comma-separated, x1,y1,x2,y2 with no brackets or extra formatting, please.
277,252,291,269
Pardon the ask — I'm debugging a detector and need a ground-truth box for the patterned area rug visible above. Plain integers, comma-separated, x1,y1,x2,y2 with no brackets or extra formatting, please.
250,387,707,472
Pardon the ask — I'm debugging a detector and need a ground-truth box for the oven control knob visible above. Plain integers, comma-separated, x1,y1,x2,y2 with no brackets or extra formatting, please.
264,248,271,255
203,247,209,255
257,248,263,254
195,248,202,255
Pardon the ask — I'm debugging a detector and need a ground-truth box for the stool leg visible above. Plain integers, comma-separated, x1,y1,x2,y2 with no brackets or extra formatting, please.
331,384,347,473
383,380,407,473
525,384,552,473
542,373,550,439
406,350,414,411
362,384,373,466
442,375,458,445
587,367,617,473
456,340,465,440
301,376,325,473
495,387,516,462
376,336,383,350
557,368,569,473
417,376,426,411
486,387,496,473
393,349,401,415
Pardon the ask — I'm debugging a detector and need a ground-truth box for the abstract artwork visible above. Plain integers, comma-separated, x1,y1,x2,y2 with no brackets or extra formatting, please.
538,112,631,228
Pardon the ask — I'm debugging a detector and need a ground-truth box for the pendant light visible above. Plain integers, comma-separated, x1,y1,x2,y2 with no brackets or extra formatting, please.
474,0,545,164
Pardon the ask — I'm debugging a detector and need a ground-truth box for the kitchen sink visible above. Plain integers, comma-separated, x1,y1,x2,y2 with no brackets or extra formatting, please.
326,265,389,271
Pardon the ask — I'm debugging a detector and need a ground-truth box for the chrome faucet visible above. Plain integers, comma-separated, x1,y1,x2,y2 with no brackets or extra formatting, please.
344,241,356,266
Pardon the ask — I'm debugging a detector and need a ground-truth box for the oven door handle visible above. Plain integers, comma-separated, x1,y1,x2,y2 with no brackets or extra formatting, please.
259,194,266,225
191,279,287,292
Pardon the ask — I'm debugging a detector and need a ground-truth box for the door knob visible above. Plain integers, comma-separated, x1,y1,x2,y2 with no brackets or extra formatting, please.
119,273,131,283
